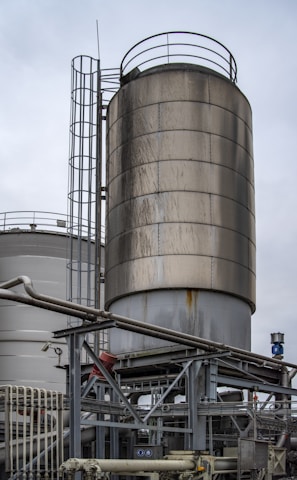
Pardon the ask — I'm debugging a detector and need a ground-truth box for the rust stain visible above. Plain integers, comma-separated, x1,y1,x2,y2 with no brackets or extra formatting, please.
186,289,193,309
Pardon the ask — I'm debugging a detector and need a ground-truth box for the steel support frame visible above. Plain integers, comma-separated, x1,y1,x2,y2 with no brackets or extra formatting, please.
55,327,208,458
55,322,297,461
63,340,231,460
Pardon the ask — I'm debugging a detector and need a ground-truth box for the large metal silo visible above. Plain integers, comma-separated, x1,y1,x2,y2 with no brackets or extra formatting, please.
105,33,255,354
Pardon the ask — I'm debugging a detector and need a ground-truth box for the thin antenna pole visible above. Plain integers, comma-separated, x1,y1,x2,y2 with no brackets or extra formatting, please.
96,20,100,60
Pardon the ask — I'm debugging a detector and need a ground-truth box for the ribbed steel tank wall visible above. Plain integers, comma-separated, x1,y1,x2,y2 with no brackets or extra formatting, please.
105,61,255,353
0,231,93,392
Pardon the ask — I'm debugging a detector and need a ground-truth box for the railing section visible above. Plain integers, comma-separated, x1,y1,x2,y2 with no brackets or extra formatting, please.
2,385,64,480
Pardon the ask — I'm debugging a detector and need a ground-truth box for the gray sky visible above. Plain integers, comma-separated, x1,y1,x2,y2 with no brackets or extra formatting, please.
0,0,297,361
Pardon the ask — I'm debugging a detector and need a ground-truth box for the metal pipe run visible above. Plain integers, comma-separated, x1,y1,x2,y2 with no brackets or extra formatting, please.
211,457,237,473
59,455,239,477
59,457,197,474
1,275,297,371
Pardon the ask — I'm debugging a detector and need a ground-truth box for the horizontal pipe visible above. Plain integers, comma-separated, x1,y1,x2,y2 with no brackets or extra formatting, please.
60,457,196,473
0,289,90,320
59,455,238,475
213,457,237,472
1,275,297,371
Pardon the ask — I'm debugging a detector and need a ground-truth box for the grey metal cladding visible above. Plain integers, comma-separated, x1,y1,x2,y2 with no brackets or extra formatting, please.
105,65,255,310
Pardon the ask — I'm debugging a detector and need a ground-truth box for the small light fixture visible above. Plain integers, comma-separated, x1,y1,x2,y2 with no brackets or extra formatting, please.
41,341,51,352
41,342,63,367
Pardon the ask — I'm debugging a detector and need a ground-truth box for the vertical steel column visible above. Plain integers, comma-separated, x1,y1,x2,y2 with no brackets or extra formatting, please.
185,360,206,450
95,383,106,459
4,386,12,477
95,64,102,310
205,359,218,402
68,332,84,459
204,360,217,454
110,388,120,460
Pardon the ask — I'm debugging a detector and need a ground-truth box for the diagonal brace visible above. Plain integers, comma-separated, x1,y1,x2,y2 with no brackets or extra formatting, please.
143,360,193,423
82,340,143,424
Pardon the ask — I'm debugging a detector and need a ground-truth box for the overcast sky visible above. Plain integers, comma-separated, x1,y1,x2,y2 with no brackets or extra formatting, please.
0,0,296,362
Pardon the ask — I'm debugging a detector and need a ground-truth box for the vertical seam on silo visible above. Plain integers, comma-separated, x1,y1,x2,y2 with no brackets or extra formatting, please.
157,102,161,255
208,74,214,289
208,73,212,166
210,193,214,289
158,102,161,192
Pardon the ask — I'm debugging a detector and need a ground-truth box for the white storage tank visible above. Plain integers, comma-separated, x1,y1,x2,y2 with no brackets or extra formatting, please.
0,212,95,392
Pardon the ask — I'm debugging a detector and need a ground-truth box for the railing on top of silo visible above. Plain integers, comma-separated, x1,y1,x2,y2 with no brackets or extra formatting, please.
0,210,105,241
0,210,69,234
120,31,237,83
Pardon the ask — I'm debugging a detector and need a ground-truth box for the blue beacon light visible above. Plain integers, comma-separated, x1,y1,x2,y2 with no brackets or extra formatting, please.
271,332,284,359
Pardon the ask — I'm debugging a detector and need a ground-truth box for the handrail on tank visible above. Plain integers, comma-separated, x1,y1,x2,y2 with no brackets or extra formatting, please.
120,31,237,83
0,210,69,233
0,210,105,239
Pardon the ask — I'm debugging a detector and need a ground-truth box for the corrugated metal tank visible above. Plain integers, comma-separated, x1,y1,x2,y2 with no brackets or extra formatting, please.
0,226,94,392
105,37,255,354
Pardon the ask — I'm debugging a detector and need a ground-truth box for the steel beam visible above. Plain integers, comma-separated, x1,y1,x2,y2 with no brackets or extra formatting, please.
67,333,84,458
218,374,297,396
